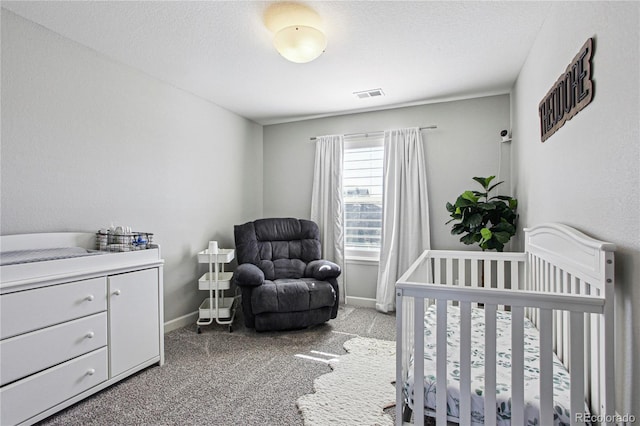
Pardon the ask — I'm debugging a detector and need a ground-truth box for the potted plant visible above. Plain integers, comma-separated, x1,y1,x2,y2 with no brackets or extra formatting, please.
446,176,518,252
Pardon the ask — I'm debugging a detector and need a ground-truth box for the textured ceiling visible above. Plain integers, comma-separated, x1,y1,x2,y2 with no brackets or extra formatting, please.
2,1,553,125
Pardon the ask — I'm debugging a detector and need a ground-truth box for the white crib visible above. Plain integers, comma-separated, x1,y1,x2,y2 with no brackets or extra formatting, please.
395,223,615,426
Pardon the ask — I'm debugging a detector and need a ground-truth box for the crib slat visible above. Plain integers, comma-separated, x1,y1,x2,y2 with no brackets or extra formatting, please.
484,304,497,426
590,311,600,418
434,259,441,285
458,258,466,286
556,268,564,362
459,302,472,426
539,308,554,426
552,266,558,353
497,260,505,288
414,297,425,425
511,261,519,290
511,306,525,426
587,300,596,412
562,309,570,367
525,254,532,319
446,258,454,285
484,259,492,288
526,253,532,291
497,260,505,310
543,259,549,293
531,256,539,325
436,299,447,425
570,311,586,425
471,259,478,286
471,260,479,308
563,271,571,369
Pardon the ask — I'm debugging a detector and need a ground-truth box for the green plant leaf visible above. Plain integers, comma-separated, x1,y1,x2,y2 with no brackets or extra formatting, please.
486,181,504,193
480,227,492,241
460,233,478,245
487,239,505,251
477,202,497,211
451,224,466,235
454,196,475,208
460,190,478,203
494,231,511,244
467,213,483,228
473,176,495,190
493,221,515,234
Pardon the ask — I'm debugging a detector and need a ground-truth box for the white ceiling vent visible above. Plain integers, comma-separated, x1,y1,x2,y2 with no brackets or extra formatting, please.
354,88,385,99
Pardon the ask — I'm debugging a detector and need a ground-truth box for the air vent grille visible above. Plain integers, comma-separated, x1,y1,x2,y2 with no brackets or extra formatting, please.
354,88,385,99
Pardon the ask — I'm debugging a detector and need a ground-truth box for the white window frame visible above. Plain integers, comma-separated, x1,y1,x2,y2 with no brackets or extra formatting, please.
343,135,384,262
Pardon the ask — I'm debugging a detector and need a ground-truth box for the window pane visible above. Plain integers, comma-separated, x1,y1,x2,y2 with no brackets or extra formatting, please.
343,145,383,250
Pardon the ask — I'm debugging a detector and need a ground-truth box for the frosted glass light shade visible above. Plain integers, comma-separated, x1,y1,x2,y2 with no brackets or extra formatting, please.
273,25,326,63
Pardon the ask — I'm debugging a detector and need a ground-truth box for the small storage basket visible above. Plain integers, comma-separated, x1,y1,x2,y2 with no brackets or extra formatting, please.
96,231,154,252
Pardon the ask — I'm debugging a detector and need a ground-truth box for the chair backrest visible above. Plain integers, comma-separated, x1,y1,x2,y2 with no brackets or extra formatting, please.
234,218,322,280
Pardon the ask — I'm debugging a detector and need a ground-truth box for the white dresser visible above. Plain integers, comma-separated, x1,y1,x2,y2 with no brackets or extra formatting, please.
0,233,164,426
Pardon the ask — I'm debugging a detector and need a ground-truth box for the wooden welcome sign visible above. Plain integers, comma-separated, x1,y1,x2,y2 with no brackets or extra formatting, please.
539,38,594,142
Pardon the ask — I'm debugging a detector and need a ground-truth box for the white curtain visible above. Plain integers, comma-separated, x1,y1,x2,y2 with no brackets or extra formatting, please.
310,135,344,283
376,128,430,313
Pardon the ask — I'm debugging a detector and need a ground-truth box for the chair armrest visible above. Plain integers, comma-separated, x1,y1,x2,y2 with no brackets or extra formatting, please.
233,263,265,287
305,260,341,280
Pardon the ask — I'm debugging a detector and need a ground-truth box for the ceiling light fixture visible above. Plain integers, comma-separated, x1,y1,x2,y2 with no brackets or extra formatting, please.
264,3,326,64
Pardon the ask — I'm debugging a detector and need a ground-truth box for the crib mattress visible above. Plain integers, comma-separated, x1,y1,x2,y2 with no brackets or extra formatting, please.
404,305,574,426
0,247,105,266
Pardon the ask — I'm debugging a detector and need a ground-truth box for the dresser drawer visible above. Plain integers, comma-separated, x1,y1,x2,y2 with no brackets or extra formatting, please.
0,347,108,426
0,277,106,339
0,312,107,386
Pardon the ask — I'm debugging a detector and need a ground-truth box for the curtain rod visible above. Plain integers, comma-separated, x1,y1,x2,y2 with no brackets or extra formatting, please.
309,125,437,141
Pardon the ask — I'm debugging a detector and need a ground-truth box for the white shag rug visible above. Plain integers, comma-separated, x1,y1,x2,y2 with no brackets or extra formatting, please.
297,337,396,425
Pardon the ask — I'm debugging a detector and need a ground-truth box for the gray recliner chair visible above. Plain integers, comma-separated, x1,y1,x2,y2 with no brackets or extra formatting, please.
232,218,341,331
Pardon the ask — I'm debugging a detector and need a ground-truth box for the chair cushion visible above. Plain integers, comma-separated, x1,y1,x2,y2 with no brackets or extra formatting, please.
251,278,336,315
234,218,322,280
305,260,341,280
257,258,306,280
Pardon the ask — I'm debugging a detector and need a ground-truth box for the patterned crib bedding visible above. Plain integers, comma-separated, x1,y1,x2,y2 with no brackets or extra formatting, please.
404,305,576,426
0,247,105,266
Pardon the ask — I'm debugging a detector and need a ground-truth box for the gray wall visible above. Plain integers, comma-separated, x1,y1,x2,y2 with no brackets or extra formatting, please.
510,2,639,417
1,11,264,324
263,95,512,251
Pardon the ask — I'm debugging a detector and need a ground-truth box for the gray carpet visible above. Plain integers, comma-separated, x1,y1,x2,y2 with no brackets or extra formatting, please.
37,305,396,425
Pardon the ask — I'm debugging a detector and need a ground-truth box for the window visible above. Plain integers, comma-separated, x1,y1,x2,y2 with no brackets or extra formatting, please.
343,136,384,259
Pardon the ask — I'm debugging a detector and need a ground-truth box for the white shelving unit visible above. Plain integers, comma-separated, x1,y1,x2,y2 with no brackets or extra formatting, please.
196,241,237,333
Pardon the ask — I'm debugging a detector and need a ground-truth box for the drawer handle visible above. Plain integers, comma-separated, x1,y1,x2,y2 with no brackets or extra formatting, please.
86,368,96,376
85,295,94,302
113,289,122,296
85,331,95,339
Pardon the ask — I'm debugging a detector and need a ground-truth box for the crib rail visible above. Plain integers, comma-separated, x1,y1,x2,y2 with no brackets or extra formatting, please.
395,225,615,426
396,284,605,425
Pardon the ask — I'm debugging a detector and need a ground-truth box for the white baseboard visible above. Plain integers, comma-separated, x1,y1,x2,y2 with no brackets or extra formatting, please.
345,296,376,308
164,311,198,333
